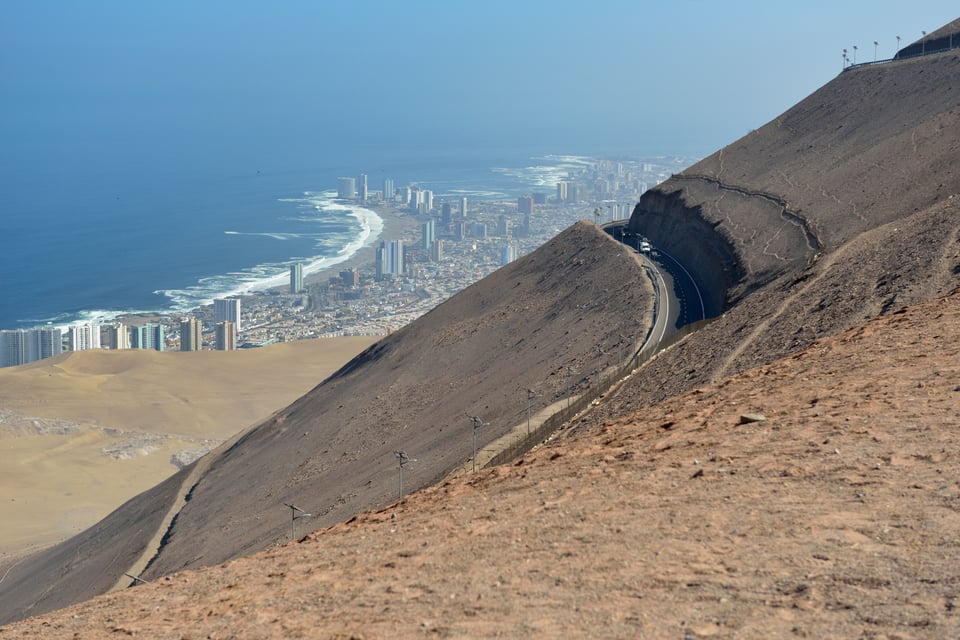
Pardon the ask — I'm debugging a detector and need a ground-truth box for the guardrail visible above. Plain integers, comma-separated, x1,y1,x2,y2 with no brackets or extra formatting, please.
843,38,960,72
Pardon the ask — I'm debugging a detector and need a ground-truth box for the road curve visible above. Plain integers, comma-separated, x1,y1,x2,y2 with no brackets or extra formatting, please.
606,223,707,350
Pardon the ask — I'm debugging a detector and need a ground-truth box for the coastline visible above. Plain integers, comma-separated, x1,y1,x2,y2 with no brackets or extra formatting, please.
299,203,420,291
116,203,420,332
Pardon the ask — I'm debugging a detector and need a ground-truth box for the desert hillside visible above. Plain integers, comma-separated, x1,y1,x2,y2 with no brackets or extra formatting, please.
0,337,376,557
0,222,654,623
4,287,958,638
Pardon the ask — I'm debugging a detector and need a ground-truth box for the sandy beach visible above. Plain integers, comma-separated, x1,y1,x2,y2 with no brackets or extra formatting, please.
303,203,421,289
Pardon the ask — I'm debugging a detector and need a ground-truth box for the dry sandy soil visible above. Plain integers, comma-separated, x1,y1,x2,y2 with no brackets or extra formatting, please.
4,288,958,639
0,337,376,558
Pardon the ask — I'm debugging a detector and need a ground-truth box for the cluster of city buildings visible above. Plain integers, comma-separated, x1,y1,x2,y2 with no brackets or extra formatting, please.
1,157,689,368
0,297,245,367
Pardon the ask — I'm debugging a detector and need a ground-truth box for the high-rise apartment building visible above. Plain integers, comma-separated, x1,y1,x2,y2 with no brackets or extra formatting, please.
67,324,101,351
358,173,368,201
38,327,62,360
441,201,452,227
500,244,517,266
215,321,237,351
290,262,304,293
214,298,241,332
497,215,510,238
430,239,444,262
180,318,202,351
383,178,394,202
421,219,436,251
0,330,24,367
556,181,568,201
460,196,468,218
103,324,130,350
408,187,422,213
518,195,535,214
376,239,404,280
0,327,64,367
340,268,359,287
337,177,356,199
130,324,164,351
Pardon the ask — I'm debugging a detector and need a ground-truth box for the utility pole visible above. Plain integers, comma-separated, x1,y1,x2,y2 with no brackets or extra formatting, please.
922,31,927,55
283,503,311,541
595,345,605,383
395,450,415,499
565,365,574,409
526,389,541,435
470,415,485,472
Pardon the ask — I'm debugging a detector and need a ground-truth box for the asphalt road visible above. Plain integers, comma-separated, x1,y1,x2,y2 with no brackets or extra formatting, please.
607,224,706,349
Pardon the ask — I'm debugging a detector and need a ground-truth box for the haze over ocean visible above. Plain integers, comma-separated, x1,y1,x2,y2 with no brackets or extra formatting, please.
0,148,603,329
3,1,956,330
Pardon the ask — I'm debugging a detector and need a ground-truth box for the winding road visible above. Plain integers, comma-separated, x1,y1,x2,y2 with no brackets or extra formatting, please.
607,224,707,352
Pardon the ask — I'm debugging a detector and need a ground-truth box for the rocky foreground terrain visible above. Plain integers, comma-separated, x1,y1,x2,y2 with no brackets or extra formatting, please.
4,288,959,638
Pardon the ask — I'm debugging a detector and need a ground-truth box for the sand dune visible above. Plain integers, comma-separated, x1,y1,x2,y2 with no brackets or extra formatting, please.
0,337,376,557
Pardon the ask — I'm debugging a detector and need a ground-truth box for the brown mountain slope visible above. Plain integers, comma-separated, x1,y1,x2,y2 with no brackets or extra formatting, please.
4,288,959,639
617,43,960,413
0,222,654,624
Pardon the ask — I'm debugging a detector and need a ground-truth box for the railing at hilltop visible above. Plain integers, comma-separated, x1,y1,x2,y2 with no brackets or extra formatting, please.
843,37,960,72
482,317,713,470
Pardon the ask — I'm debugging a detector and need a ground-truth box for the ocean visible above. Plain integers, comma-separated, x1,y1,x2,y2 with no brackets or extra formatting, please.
0,148,601,330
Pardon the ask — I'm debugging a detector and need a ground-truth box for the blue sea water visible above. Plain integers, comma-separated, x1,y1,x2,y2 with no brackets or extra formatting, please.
0,147,599,330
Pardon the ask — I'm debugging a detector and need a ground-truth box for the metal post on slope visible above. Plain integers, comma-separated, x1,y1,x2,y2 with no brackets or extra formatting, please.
283,503,311,541
526,388,541,435
470,415,486,472
395,450,415,499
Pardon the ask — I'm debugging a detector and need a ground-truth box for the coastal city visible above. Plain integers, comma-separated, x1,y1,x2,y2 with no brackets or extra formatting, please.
0,157,690,367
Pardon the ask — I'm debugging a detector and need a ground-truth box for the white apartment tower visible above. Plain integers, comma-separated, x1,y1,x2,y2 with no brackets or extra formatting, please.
358,173,368,201
214,298,241,332
290,262,304,293
67,324,101,351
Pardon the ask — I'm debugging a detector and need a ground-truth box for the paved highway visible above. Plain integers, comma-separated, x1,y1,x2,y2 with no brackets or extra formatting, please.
607,224,707,350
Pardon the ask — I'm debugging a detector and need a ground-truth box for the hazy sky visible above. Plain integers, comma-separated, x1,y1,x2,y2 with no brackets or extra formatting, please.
2,1,958,167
